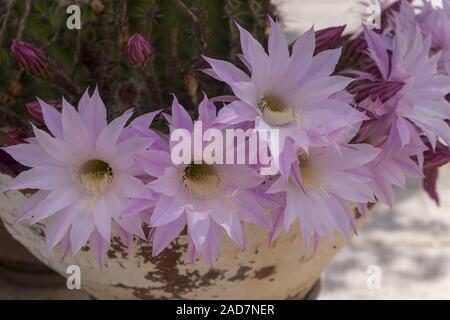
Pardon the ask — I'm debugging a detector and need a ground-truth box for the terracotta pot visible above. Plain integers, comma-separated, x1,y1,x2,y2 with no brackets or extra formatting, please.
0,173,369,299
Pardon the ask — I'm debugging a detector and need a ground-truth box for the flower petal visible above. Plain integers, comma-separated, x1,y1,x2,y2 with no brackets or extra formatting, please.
38,98,63,138
2,144,59,168
80,86,108,141
95,109,133,158
152,215,186,256
70,211,95,255
5,167,71,191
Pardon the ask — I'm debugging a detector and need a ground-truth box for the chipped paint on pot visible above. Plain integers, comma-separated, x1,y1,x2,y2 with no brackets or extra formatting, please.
0,174,370,299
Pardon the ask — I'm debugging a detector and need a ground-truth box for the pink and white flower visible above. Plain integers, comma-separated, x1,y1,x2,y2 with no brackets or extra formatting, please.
203,17,365,178
268,140,380,249
132,95,273,265
2,88,155,266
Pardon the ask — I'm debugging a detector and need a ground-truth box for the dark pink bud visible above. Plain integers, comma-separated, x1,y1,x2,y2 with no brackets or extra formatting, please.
124,33,153,68
11,40,49,75
314,26,345,54
25,99,60,124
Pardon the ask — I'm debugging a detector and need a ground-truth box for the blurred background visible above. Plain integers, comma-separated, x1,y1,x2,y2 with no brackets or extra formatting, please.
1,0,449,299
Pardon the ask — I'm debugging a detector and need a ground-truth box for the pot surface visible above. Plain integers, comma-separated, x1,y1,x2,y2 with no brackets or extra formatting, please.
0,174,368,299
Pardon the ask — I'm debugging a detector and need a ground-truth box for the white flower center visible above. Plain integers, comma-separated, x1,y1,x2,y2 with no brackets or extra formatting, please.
182,163,221,200
258,95,295,126
76,159,114,195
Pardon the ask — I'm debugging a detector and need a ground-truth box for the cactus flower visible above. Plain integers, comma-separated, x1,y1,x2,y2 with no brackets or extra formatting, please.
2,88,155,266
269,141,380,249
203,17,366,180
131,95,273,265
361,3,450,150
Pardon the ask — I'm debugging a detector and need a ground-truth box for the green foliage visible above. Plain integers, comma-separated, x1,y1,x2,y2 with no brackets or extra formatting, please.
0,0,275,134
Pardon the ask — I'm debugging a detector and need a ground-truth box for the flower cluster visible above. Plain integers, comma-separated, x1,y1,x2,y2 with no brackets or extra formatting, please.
3,1,450,266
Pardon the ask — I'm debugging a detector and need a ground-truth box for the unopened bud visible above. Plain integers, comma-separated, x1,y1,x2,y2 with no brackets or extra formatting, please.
124,33,153,69
11,40,49,76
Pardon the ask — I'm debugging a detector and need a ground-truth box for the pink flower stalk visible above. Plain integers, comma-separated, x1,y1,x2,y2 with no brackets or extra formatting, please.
203,17,366,179
124,33,153,69
131,95,273,265
268,141,380,249
26,99,60,125
2,88,155,266
422,140,450,205
11,40,49,76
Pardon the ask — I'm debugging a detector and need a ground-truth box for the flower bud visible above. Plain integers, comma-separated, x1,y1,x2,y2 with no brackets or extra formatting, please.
11,40,49,76
124,33,153,69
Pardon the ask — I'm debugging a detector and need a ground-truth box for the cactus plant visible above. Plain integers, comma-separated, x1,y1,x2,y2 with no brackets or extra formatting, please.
0,0,275,146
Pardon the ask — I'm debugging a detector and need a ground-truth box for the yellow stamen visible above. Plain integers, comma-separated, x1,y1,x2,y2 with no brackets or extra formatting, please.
76,159,114,195
258,95,295,126
182,163,221,200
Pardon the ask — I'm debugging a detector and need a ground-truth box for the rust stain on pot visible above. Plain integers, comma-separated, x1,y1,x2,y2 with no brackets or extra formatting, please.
202,268,224,284
113,283,158,300
135,238,225,299
228,265,252,281
254,265,275,279
108,236,128,259
135,240,153,264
